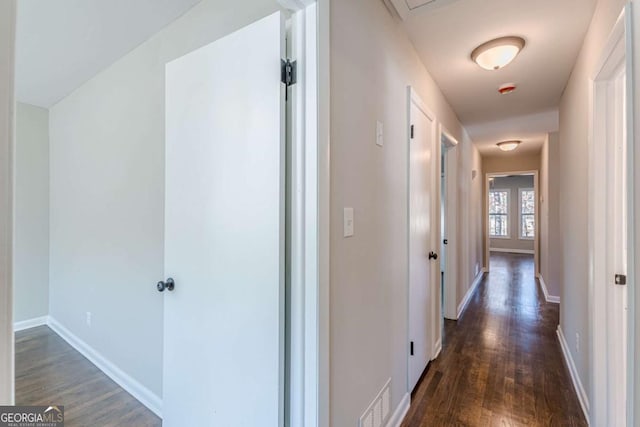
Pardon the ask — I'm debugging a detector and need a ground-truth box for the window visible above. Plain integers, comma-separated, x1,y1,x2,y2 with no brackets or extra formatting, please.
489,190,509,238
520,188,535,239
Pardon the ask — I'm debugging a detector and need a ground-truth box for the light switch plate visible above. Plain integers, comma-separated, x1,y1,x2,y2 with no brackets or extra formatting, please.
376,121,384,147
343,208,354,237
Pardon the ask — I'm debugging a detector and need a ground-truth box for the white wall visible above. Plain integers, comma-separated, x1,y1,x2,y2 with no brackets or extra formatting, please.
540,135,549,287
558,0,626,405
14,103,49,323
458,138,484,304
540,132,561,298
48,0,281,400
488,175,535,252
0,0,16,405
329,0,483,424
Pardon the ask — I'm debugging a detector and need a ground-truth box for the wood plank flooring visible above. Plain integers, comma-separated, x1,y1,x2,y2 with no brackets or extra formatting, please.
15,326,161,427
402,253,587,427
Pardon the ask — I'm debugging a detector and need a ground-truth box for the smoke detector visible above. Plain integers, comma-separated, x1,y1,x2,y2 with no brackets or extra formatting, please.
498,83,517,95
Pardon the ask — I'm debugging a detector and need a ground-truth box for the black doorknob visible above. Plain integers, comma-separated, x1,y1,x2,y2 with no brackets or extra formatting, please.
157,278,175,292
429,251,438,260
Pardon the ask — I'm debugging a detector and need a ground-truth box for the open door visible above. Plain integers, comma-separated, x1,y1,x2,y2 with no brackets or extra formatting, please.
163,11,285,426
440,131,458,321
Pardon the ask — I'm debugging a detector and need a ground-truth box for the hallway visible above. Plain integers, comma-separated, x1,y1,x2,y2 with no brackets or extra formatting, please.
402,253,586,426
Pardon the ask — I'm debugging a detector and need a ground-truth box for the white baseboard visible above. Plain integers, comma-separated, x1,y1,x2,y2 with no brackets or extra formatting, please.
432,338,442,360
457,270,485,319
47,317,162,417
385,392,410,427
14,315,49,332
538,275,560,304
490,247,535,255
557,326,590,424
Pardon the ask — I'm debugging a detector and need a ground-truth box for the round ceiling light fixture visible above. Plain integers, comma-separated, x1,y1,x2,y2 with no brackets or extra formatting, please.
497,140,521,152
471,36,525,71
498,83,517,95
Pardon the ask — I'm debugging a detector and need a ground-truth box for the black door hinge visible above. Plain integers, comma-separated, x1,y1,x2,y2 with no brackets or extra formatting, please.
281,59,297,87
410,125,415,139
615,274,627,285
410,341,414,356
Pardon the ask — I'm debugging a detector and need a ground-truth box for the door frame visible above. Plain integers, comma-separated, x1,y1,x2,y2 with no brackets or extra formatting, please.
484,170,539,275
282,1,330,426
406,86,439,393
279,1,330,426
588,6,634,426
438,126,458,321
629,3,639,423
0,0,16,405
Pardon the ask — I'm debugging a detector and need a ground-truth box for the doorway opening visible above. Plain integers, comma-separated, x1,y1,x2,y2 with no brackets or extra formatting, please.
485,171,539,277
6,2,328,426
439,129,458,321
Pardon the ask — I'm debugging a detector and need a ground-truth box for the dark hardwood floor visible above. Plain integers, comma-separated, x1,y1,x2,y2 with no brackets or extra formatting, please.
402,253,587,427
15,326,161,427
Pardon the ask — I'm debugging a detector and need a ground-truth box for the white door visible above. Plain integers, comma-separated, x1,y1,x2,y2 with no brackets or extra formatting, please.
606,64,628,426
590,14,631,424
408,92,436,391
163,12,285,427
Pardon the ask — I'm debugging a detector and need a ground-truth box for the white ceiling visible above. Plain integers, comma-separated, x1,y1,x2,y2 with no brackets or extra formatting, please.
393,0,597,155
16,0,203,108
465,109,558,157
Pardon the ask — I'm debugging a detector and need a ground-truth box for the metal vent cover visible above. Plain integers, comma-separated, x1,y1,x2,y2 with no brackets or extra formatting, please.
405,0,461,11
385,0,463,20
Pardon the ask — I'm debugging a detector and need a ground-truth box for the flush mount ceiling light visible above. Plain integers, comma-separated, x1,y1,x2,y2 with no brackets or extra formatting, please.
497,140,521,151
471,36,525,71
